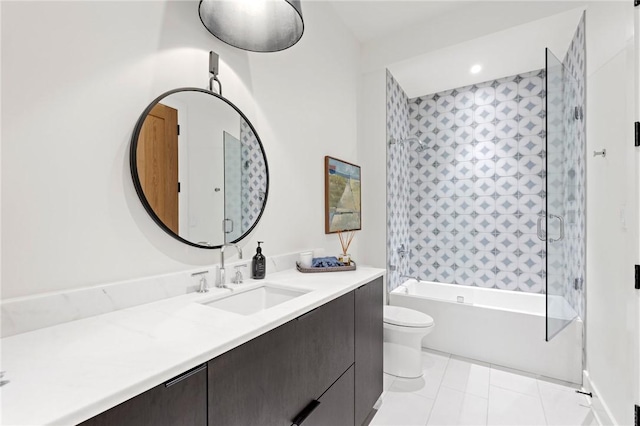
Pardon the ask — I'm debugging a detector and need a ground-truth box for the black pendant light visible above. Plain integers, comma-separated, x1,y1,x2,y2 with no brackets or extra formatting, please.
198,0,304,53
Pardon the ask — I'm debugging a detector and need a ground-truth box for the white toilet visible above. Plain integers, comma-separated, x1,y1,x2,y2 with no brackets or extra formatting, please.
383,305,434,378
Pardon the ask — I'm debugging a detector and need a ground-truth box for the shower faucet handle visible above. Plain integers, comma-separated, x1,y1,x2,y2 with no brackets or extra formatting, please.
397,244,409,258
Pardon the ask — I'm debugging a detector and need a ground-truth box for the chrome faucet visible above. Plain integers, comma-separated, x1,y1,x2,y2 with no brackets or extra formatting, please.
198,275,208,293
232,264,247,284
219,244,243,288
192,271,209,293
400,274,419,282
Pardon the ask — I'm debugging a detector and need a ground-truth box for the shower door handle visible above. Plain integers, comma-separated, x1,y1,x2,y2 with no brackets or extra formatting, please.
536,216,546,241
223,218,234,234
548,214,564,243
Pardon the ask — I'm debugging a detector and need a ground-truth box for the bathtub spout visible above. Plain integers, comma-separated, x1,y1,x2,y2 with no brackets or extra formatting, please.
400,274,420,282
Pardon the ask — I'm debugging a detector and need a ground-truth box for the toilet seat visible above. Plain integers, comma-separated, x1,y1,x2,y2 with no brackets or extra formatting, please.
384,305,433,328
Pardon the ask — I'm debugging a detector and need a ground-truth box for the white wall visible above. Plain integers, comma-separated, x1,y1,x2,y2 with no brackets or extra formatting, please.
238,2,361,262
1,1,360,299
360,1,583,75
585,2,639,425
357,69,386,270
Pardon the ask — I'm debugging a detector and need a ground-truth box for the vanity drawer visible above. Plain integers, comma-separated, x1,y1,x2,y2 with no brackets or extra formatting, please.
79,363,207,426
293,364,355,426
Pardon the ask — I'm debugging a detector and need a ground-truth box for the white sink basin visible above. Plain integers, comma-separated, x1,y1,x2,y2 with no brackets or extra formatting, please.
201,285,310,315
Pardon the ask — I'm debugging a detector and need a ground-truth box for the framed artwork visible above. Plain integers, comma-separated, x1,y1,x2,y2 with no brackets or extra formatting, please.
324,156,362,234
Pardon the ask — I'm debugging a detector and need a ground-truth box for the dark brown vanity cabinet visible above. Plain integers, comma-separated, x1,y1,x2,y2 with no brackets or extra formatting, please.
79,364,207,426
79,276,383,426
208,291,355,426
208,277,383,426
354,277,384,426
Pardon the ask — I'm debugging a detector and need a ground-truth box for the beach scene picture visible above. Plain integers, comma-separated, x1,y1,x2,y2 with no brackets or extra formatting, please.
325,156,361,233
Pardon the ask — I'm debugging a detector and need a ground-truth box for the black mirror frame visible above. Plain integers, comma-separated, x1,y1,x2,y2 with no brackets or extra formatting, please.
130,87,269,249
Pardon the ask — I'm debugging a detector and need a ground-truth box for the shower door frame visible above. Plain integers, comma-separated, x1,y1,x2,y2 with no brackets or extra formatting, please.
544,47,583,343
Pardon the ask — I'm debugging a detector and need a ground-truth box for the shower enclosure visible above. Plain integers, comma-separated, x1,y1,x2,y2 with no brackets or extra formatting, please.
385,13,586,351
544,47,586,341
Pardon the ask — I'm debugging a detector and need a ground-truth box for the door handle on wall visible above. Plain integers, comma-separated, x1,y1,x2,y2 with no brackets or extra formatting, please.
548,214,564,243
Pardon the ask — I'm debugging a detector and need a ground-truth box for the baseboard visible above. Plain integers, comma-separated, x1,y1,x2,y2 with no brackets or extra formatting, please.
583,370,617,425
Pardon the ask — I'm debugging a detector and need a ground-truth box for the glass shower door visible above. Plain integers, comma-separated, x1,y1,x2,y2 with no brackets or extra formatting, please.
544,48,579,341
224,131,243,242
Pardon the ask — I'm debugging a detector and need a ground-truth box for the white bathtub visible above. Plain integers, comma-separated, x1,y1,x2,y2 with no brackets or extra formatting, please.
389,280,583,384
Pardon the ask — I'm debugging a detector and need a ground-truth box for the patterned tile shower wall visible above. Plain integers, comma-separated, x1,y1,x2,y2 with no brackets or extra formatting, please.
386,70,411,291
406,71,547,293
240,119,268,233
562,13,586,319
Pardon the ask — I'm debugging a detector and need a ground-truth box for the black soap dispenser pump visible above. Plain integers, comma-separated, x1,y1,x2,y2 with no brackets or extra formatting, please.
252,241,266,279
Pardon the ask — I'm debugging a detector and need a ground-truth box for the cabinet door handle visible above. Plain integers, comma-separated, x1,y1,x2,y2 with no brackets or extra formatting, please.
291,400,321,426
164,364,206,388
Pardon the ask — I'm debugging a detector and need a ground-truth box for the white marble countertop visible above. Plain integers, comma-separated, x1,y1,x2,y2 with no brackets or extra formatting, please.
0,266,385,426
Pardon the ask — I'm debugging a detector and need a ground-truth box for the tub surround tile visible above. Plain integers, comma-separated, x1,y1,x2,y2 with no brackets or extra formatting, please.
389,22,586,426
387,69,551,294
386,70,411,292
559,12,586,320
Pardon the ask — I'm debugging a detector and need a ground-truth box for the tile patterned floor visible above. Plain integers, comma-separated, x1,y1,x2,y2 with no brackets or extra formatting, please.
371,349,597,426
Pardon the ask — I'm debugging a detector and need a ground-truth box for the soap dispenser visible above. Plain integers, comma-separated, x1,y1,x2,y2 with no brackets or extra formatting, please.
252,241,266,279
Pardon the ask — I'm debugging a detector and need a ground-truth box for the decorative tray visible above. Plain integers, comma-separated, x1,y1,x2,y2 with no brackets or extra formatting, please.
296,261,357,273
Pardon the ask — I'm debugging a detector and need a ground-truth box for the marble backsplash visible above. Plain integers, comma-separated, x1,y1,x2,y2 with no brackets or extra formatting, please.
1,249,322,338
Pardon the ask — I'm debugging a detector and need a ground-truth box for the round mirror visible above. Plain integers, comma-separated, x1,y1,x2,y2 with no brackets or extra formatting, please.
130,88,269,249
